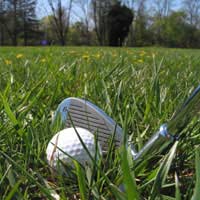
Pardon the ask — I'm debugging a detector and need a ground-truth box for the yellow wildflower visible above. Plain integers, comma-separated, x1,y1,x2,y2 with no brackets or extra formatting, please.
5,59,12,65
139,51,146,57
40,58,46,63
16,54,23,59
138,59,144,63
82,55,89,60
95,54,101,59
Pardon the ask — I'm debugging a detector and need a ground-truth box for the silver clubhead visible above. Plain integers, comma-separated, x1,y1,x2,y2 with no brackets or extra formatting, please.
52,85,200,166
52,97,124,152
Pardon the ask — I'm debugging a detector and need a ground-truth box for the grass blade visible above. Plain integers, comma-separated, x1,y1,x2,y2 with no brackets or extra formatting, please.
175,173,181,200
121,146,139,200
0,151,54,199
0,93,23,136
5,180,22,200
150,141,178,200
74,161,87,200
191,148,200,200
109,183,127,200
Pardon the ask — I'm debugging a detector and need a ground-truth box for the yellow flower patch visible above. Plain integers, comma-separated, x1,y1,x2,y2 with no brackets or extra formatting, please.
82,55,89,60
41,58,46,63
16,54,23,59
5,59,12,65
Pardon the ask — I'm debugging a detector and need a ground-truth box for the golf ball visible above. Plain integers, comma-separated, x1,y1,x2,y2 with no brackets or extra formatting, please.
46,127,101,170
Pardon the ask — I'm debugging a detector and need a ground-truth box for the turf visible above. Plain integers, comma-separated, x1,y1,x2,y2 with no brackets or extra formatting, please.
0,46,200,199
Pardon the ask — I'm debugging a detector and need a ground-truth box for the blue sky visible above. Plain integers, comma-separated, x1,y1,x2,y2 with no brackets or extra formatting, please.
36,0,51,18
36,0,84,21
36,0,182,20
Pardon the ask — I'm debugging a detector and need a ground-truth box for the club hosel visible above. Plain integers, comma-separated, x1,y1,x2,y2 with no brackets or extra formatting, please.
133,124,175,163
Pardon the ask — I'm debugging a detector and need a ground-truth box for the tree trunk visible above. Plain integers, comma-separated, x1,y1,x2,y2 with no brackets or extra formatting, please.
0,25,4,45
13,0,18,46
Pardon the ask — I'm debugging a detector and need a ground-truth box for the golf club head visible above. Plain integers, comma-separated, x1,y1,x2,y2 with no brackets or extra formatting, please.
52,97,132,154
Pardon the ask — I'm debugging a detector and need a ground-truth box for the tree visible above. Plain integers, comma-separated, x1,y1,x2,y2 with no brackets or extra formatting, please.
152,0,173,18
74,0,92,45
67,21,97,45
151,0,174,44
0,1,6,45
133,0,150,46
0,0,23,45
107,2,133,46
19,0,39,45
91,0,118,45
40,15,56,44
123,0,135,46
0,0,38,45
48,0,73,45
151,11,200,48
182,0,200,27
164,11,188,47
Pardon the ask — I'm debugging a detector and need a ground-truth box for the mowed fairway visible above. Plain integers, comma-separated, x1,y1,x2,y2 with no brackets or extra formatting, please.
0,47,200,199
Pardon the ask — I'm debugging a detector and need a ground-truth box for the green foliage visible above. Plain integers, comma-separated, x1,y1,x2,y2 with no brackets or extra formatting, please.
149,11,200,48
67,22,97,46
0,0,39,46
0,47,200,199
107,2,133,46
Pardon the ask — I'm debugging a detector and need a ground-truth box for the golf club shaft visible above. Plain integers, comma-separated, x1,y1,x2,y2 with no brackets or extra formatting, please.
168,85,200,136
134,85,200,162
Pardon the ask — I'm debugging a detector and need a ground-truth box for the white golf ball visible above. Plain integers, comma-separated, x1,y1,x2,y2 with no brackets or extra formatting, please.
46,127,101,170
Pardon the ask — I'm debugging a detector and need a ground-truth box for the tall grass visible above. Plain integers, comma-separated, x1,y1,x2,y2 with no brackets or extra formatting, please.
0,47,200,199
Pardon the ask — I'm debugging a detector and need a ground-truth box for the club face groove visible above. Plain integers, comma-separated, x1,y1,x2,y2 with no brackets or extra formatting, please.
53,97,123,152
52,85,200,162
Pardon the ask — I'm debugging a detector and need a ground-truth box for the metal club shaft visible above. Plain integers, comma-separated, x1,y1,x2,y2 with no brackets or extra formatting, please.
134,85,200,163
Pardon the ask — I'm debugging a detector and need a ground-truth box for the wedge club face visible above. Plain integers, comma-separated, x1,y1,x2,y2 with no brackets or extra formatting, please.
52,85,200,164
53,97,126,153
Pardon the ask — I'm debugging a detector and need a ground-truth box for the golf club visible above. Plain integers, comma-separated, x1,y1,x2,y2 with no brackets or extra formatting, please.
52,97,138,155
52,85,200,163
135,84,200,162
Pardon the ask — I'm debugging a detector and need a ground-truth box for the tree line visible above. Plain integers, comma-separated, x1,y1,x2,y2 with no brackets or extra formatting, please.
0,0,200,48
0,0,39,46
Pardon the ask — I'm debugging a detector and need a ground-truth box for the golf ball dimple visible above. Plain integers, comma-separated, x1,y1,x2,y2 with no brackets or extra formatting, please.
46,127,101,170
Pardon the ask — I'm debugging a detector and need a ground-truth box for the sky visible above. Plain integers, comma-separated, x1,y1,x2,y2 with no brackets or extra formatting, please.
36,0,85,22
36,0,182,20
36,0,51,19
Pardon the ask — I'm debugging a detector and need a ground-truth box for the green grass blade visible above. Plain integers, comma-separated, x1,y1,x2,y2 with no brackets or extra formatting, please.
0,151,54,199
0,164,12,186
0,93,23,136
160,194,176,200
121,146,139,200
150,141,178,200
74,161,87,200
191,148,200,200
175,173,181,200
109,183,127,200
5,180,22,200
